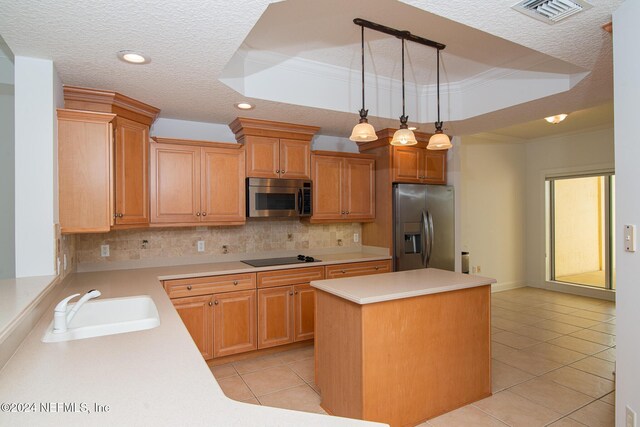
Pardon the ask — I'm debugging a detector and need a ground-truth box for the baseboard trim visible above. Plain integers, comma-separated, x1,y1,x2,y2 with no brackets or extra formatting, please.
528,281,616,301
491,281,525,293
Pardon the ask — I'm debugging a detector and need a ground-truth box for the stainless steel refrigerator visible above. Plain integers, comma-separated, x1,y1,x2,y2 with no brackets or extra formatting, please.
393,184,455,271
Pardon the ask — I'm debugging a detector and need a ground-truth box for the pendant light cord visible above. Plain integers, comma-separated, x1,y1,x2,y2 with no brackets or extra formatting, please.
361,26,365,112
401,39,406,119
436,49,441,126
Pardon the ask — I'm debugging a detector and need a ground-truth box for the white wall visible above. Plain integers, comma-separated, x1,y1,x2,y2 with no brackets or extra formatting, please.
613,1,640,424
523,127,615,289
13,57,62,277
460,136,526,290
0,46,15,279
151,117,359,152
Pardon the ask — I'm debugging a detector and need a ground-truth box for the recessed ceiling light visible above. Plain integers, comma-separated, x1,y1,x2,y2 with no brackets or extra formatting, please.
408,126,418,131
235,102,255,110
117,50,150,64
544,114,568,124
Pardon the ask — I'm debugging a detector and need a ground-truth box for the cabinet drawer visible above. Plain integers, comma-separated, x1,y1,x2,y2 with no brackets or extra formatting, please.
324,260,392,279
164,273,256,298
257,266,324,289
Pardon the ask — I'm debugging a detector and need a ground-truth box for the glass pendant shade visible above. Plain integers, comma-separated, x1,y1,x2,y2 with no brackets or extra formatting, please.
349,121,377,142
390,127,418,146
427,131,452,150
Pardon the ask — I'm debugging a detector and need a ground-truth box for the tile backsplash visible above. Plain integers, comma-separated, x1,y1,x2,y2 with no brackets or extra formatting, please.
76,220,362,266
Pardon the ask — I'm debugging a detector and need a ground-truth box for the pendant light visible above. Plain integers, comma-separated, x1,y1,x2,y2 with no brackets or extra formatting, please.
349,26,377,142
390,39,417,146
427,49,452,150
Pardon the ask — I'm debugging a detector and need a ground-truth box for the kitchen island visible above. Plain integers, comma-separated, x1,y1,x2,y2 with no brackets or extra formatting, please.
311,268,496,427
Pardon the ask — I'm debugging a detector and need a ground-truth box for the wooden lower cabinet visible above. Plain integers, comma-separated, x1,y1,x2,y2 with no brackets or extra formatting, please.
172,295,214,360
258,286,295,349
293,284,315,342
325,259,392,279
212,290,257,358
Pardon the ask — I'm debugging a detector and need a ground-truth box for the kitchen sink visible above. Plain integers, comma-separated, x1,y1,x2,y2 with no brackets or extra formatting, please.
42,295,160,343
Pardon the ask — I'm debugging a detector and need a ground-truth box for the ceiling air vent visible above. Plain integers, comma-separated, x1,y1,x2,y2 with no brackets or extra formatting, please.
512,0,593,24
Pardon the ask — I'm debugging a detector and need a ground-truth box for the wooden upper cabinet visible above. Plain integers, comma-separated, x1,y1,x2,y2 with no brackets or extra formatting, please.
392,145,447,185
58,109,116,234
293,284,315,342
311,151,376,223
423,150,447,184
279,139,311,179
172,294,214,360
229,117,319,180
114,117,149,225
150,138,246,226
212,290,257,358
201,147,245,222
150,142,201,223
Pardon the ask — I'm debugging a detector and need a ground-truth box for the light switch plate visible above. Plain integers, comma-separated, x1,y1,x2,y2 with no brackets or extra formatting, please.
627,406,636,427
197,240,205,252
625,225,636,252
100,245,110,257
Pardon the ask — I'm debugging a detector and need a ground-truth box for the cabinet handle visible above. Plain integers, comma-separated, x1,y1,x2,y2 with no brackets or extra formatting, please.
202,212,207,217
289,291,294,296
214,300,219,305
375,266,379,270
233,280,238,285
341,211,345,214
187,285,192,290
294,291,298,295
341,270,346,274
276,169,280,173
281,170,285,174
208,301,213,306
196,212,201,216
346,211,350,214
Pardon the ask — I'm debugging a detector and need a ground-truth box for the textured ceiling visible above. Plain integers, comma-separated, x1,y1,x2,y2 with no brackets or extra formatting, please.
0,0,620,137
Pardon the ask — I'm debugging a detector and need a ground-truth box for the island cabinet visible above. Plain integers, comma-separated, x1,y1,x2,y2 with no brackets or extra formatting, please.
150,138,245,226
164,273,257,360
310,151,376,223
324,259,392,279
229,117,320,180
62,86,160,230
256,266,324,349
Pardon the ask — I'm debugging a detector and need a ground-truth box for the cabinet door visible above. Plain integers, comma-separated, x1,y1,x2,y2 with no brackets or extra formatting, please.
258,286,294,349
201,147,245,223
279,139,310,179
423,150,447,184
245,136,279,178
311,155,344,220
343,158,375,220
150,142,200,223
213,290,257,358
392,147,422,183
172,295,213,360
325,260,393,279
293,284,315,342
114,117,149,225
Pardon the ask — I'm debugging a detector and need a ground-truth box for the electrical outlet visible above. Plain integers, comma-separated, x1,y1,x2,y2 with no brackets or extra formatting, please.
337,239,343,246
63,254,68,271
628,406,637,427
287,233,293,241
101,245,110,257
353,233,359,243
197,240,205,252
477,265,482,273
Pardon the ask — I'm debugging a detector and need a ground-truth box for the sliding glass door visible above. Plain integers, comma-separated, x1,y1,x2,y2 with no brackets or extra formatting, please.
548,174,615,290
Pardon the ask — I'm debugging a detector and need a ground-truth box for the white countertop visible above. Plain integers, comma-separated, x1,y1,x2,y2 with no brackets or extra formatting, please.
311,268,496,305
0,252,389,426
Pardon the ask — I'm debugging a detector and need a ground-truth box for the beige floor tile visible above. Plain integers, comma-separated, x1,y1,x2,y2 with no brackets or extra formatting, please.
569,309,615,322
257,384,323,414
492,317,527,331
308,381,321,394
600,392,615,405
273,346,314,364
605,317,616,324
241,397,260,405
548,417,589,426
570,329,616,347
428,404,507,426
288,357,314,382
548,336,609,355
508,377,594,415
538,303,580,314
492,327,504,335
473,390,562,426
525,343,587,365
493,310,545,325
592,348,616,363
541,367,615,398
570,357,616,381
511,325,563,341
569,400,615,427
217,375,254,401
242,365,305,397
535,320,583,335
583,304,615,316
233,354,284,374
589,323,616,335
210,363,237,379
491,343,563,376
519,307,563,319
551,314,601,328
492,359,535,392
492,331,541,349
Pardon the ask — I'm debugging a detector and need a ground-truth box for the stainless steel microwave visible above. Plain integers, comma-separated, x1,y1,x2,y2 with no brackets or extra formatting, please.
246,178,312,218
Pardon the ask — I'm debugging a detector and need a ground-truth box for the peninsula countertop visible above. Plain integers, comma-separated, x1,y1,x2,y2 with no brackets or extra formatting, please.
311,268,496,304
0,252,389,427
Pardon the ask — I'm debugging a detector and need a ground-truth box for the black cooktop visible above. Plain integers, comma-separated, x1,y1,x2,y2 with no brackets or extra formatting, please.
242,254,321,267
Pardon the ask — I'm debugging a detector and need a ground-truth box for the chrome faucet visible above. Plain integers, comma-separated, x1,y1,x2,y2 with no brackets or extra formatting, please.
53,289,101,333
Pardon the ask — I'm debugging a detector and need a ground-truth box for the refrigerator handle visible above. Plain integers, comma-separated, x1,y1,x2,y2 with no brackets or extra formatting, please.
421,211,429,268
426,210,434,266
